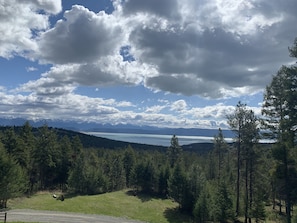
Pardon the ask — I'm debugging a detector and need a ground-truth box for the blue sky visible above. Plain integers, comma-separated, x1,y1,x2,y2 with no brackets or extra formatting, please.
0,0,296,129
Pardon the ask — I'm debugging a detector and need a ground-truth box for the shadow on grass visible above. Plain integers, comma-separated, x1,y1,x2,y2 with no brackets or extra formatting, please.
163,207,193,223
125,189,172,203
125,190,154,202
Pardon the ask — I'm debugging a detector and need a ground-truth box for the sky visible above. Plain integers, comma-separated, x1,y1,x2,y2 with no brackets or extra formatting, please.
0,0,296,129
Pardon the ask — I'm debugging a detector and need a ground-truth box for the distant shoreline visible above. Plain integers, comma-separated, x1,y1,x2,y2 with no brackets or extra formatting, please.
84,131,233,147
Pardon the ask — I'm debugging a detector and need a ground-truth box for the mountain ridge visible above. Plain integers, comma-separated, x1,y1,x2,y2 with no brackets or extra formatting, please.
0,118,234,138
0,124,215,153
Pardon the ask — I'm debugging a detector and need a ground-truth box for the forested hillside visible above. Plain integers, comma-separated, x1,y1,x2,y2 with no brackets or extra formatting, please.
0,38,296,223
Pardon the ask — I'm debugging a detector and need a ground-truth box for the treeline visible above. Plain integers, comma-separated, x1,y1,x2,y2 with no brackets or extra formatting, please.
0,120,291,223
0,39,296,223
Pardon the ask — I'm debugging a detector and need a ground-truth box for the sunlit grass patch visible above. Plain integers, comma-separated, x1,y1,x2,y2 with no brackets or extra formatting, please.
9,190,192,223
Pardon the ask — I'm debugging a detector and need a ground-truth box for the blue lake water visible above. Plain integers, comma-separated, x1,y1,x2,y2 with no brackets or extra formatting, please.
84,132,233,146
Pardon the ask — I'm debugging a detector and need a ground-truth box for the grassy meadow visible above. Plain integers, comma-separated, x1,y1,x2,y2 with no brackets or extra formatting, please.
8,190,192,223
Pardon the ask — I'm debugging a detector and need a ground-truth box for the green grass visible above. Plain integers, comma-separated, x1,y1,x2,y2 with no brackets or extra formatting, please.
9,190,192,223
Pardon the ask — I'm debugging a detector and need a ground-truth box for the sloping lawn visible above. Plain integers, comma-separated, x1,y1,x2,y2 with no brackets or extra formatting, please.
9,190,192,223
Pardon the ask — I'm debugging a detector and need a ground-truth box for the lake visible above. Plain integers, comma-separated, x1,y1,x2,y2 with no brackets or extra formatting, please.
85,132,233,146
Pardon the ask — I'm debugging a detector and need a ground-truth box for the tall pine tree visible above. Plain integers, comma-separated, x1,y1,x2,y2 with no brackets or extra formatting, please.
262,38,297,223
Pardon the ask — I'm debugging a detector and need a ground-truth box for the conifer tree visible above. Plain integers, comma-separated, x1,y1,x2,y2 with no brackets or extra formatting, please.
211,182,233,223
0,144,26,208
123,146,136,187
168,163,191,211
193,186,210,223
19,121,36,192
167,135,182,168
34,125,60,189
227,102,259,219
213,128,228,183
262,38,297,223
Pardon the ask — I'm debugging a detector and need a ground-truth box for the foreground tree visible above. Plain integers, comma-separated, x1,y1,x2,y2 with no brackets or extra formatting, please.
227,102,260,220
168,163,191,211
34,125,61,189
211,182,233,223
0,144,26,208
262,38,297,223
193,186,210,223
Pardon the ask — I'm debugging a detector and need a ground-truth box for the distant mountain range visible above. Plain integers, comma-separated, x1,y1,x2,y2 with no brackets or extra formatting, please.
0,118,234,138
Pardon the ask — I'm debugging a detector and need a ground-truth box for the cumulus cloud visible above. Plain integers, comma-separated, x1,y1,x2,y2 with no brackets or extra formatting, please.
0,0,61,58
1,0,296,128
124,0,297,98
0,81,261,128
6,0,295,99
21,55,157,89
145,105,165,113
37,5,124,64
121,0,180,20
170,100,187,112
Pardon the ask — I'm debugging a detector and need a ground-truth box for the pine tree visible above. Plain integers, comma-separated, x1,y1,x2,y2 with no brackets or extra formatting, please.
167,135,182,168
211,182,233,223
168,163,191,211
34,125,61,189
0,144,26,208
262,38,297,223
193,186,210,223
123,146,136,187
213,128,228,183
227,102,259,219
158,164,170,196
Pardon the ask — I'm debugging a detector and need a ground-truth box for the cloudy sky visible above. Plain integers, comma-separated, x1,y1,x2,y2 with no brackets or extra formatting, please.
0,0,296,129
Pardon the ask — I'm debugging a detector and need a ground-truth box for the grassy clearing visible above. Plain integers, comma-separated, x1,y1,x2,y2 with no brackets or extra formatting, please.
9,190,192,223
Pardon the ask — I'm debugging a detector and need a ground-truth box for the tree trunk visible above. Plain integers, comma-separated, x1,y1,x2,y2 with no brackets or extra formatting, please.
285,154,291,223
248,154,253,223
244,158,248,223
236,141,241,217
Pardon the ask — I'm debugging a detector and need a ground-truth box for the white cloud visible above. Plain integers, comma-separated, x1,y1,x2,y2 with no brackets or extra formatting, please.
0,0,61,58
124,0,296,98
26,66,38,72
37,5,125,64
210,0,283,35
145,105,165,113
0,0,296,129
4,0,296,99
170,100,187,112
25,55,157,88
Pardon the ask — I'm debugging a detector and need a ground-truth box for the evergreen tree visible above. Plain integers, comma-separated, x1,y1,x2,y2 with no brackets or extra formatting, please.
168,163,191,211
187,164,206,212
0,144,26,208
193,186,210,223
57,136,72,190
213,128,228,183
34,125,61,189
70,135,83,163
68,151,108,194
158,164,170,196
167,135,182,168
68,153,85,194
227,102,260,220
2,127,27,168
251,181,266,223
19,121,36,193
107,153,126,191
123,146,136,187
262,39,297,223
211,182,233,223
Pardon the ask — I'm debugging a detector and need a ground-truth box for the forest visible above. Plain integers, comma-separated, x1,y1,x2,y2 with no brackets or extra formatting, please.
0,39,296,223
